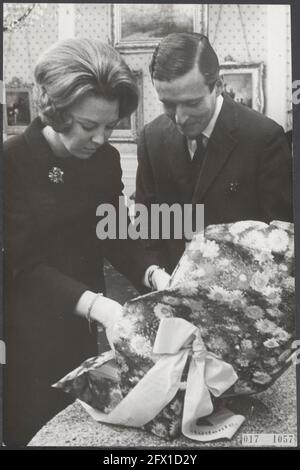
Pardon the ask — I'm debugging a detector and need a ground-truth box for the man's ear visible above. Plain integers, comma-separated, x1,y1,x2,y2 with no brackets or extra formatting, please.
215,78,224,97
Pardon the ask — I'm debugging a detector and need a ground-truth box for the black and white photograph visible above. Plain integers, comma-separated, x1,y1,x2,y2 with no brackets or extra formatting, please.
1,2,298,450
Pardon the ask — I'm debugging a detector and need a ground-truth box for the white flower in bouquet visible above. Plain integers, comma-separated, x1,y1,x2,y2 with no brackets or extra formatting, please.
263,286,282,305
266,307,284,319
153,303,174,320
209,335,231,355
263,338,280,349
240,231,269,251
181,281,200,296
279,263,288,272
255,318,278,335
130,334,153,358
250,271,270,291
201,239,220,258
274,327,291,343
187,233,205,252
113,316,136,340
245,305,265,320
208,285,231,302
241,339,253,351
268,229,289,253
236,357,250,367
228,290,247,310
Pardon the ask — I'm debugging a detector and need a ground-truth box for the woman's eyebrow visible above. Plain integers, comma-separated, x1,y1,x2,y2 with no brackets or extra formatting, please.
73,115,99,124
73,115,119,126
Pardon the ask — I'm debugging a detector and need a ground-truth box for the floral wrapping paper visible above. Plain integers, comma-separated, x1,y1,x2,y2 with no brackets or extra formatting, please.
54,220,295,440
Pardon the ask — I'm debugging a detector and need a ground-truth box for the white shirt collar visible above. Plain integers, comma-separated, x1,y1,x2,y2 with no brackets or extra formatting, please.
187,94,224,157
202,94,223,139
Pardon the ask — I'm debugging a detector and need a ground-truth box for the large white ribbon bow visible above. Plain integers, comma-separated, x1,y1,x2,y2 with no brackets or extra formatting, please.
81,317,245,441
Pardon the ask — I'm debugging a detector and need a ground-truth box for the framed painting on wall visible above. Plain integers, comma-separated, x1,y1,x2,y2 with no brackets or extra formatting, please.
111,4,208,52
4,77,36,136
220,62,265,114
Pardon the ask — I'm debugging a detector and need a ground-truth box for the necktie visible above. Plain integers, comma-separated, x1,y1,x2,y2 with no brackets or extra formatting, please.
190,134,206,189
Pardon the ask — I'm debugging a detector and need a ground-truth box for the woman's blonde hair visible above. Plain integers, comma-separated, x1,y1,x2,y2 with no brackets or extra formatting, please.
34,38,138,132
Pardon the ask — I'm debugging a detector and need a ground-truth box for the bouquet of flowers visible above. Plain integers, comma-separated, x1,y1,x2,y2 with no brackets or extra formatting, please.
54,220,295,441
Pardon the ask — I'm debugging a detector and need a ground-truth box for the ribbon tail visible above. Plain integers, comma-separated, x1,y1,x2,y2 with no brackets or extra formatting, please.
183,407,246,442
80,350,190,428
182,354,245,442
182,356,213,437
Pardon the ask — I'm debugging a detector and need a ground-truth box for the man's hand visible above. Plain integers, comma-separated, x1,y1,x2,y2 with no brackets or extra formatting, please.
151,268,171,291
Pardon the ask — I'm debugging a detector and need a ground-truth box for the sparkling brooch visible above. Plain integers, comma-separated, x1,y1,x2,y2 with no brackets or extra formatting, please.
48,166,64,184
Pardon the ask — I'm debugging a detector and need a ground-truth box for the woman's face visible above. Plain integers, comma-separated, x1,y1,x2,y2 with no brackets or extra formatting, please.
58,94,120,159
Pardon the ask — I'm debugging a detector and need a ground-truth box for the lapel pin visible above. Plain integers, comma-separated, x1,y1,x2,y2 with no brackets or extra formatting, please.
227,181,240,193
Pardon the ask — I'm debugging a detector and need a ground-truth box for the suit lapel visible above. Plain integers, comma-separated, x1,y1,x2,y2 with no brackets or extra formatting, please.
192,96,239,202
164,119,192,202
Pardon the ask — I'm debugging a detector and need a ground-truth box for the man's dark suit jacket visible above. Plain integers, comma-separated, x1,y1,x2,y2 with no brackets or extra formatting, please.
136,96,293,273
3,117,155,446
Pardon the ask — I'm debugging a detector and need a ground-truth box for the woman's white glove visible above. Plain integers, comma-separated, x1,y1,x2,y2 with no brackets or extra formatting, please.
90,296,123,349
75,291,123,349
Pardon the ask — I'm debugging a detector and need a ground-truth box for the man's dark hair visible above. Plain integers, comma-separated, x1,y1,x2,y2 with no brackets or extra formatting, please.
149,33,220,92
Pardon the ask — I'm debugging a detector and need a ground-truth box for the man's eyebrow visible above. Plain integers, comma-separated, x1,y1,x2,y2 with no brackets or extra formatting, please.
160,96,203,105
185,97,203,103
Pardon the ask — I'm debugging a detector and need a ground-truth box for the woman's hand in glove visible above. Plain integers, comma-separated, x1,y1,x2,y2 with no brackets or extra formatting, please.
74,291,123,348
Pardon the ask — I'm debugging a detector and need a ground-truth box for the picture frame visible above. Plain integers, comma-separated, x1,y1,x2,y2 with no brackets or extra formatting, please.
111,4,208,53
110,70,143,143
4,77,36,135
220,62,265,114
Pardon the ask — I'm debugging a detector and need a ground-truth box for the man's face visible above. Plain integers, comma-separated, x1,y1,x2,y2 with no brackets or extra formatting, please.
154,65,222,138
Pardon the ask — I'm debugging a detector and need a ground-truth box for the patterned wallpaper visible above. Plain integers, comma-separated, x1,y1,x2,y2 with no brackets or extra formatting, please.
3,3,292,125
75,3,110,41
208,4,267,63
72,3,291,127
4,3,59,85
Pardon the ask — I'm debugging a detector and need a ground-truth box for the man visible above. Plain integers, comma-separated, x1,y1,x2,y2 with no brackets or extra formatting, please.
136,33,293,273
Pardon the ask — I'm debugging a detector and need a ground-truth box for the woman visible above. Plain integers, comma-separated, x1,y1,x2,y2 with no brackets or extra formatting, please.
4,38,169,447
